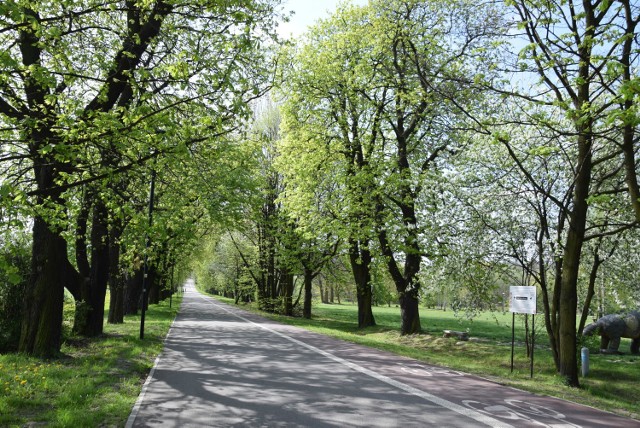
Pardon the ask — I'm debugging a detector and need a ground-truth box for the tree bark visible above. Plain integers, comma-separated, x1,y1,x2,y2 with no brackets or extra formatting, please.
535,205,563,370
73,199,110,336
349,239,376,328
399,291,421,335
619,0,640,221
376,204,422,335
282,270,294,316
124,268,143,315
148,267,160,306
19,215,66,357
558,132,592,387
578,237,612,336
319,279,326,304
108,220,125,324
303,267,314,319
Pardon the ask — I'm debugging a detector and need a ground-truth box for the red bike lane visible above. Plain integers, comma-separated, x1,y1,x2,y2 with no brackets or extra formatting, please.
214,297,639,428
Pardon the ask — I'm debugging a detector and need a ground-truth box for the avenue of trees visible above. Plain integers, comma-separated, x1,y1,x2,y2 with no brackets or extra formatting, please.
0,0,282,355
1,0,639,390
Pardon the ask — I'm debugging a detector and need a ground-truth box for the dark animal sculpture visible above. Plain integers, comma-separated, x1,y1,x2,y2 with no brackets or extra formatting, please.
582,311,640,354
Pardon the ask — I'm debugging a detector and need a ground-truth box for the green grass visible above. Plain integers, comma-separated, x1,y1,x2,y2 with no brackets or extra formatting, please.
0,295,182,427
4,290,637,425
211,296,640,421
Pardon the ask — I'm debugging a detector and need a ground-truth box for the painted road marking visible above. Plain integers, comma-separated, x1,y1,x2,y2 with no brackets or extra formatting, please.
463,399,580,427
198,293,514,428
400,364,465,377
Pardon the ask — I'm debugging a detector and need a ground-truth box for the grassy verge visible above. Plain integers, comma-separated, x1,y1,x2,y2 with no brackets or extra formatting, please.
0,295,182,427
209,295,639,421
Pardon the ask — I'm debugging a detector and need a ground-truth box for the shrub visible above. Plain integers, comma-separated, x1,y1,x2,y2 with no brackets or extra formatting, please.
0,238,30,352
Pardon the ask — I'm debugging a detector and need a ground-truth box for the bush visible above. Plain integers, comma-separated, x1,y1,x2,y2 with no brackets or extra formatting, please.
0,238,30,352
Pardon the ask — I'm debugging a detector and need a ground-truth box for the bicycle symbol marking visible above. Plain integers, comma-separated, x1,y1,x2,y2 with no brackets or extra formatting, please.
399,364,465,377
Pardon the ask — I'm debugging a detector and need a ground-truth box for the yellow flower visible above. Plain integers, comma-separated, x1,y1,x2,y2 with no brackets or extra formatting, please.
20,380,27,385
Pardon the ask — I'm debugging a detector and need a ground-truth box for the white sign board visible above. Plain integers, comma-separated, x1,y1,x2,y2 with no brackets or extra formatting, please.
509,286,537,314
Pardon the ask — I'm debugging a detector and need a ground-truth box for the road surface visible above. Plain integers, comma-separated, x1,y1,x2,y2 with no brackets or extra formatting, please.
127,280,639,427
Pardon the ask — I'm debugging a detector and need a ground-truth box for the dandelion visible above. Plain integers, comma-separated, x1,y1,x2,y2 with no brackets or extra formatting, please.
20,380,27,385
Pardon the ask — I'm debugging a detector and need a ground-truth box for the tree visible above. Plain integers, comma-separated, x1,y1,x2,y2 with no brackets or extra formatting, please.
294,234,340,319
215,100,304,315
493,0,640,386
364,0,501,334
279,0,500,333
278,4,378,327
0,0,281,356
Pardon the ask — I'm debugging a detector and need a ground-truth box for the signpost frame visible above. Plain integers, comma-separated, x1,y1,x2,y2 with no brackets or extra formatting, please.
509,286,536,379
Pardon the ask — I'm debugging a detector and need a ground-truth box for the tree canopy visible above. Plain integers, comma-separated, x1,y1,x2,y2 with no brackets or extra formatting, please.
0,0,638,390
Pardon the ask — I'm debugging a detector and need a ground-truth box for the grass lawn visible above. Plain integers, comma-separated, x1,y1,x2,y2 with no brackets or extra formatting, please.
3,289,637,425
212,296,640,421
0,294,181,427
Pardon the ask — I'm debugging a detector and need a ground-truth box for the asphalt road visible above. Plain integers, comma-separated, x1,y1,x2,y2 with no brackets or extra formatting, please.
126,280,639,427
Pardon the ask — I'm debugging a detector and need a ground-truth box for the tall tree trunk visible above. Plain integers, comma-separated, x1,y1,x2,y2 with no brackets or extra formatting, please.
108,221,125,324
282,270,294,316
620,1,640,222
349,239,376,328
73,190,91,334
376,204,422,335
303,267,314,319
75,188,91,291
74,199,110,336
148,267,160,305
399,290,421,335
319,278,326,304
558,133,592,387
578,237,610,336
535,211,562,369
19,215,67,357
89,200,110,334
124,268,143,315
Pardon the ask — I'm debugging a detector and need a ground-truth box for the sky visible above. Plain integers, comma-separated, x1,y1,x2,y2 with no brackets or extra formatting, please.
277,0,368,38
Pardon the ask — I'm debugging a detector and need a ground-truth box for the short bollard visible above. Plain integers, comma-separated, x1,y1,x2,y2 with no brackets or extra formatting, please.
581,347,589,377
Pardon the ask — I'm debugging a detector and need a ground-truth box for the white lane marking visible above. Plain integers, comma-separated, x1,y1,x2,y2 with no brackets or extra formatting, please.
125,310,181,428
197,292,514,428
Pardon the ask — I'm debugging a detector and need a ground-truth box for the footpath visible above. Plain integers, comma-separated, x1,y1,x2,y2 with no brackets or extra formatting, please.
126,280,639,427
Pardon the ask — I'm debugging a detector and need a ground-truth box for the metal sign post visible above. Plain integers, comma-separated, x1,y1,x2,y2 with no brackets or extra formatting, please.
509,286,537,378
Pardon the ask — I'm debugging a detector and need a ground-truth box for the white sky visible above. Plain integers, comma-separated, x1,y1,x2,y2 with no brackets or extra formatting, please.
278,0,368,38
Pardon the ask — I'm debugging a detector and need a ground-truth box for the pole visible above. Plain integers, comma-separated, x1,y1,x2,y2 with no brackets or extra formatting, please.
170,264,174,308
139,166,157,340
581,347,590,377
510,312,515,373
530,314,535,379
